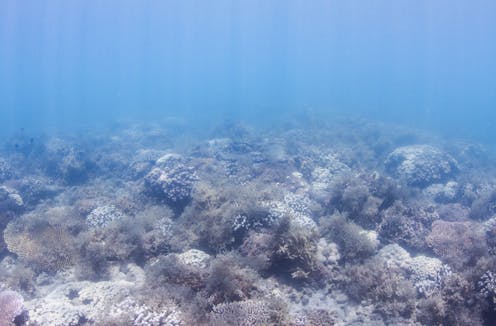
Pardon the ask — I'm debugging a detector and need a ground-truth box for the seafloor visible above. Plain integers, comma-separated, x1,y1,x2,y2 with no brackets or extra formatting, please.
1,117,496,325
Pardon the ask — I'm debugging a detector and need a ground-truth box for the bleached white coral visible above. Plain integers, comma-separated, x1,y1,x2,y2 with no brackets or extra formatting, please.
266,193,317,231
376,244,451,296
310,154,351,200
144,154,198,204
376,244,412,270
316,238,340,266
176,249,211,269
409,255,448,296
209,299,277,326
385,145,458,187
86,205,124,229
25,264,183,326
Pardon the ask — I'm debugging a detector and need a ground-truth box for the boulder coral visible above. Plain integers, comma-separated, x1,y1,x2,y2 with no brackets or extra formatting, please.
385,145,458,187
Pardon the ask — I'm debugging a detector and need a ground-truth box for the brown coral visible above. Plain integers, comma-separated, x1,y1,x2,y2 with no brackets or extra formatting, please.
426,220,487,269
4,219,75,273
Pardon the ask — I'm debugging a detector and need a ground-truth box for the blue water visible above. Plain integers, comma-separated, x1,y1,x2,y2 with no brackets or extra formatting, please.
1,1,495,142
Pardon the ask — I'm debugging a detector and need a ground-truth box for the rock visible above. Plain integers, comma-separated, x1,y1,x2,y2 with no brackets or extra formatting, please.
385,145,458,187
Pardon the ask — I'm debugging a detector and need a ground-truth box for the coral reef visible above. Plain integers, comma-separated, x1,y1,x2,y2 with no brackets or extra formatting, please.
1,118,496,325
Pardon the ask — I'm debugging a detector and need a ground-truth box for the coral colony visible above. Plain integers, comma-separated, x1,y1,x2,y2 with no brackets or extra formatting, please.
2,118,496,325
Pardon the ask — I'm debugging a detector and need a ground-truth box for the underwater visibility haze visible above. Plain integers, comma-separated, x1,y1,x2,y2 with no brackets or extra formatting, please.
1,0,496,140
1,1,496,325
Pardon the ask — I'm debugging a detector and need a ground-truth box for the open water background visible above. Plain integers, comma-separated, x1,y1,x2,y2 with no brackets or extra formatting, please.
0,1,495,143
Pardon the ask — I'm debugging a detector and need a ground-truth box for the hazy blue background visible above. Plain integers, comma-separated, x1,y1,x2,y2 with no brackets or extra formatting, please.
1,1,495,141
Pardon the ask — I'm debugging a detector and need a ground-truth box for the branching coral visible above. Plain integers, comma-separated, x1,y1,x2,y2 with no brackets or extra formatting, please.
479,271,496,307
86,205,124,229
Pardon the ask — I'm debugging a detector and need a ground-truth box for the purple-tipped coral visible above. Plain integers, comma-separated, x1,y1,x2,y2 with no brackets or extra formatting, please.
0,290,25,325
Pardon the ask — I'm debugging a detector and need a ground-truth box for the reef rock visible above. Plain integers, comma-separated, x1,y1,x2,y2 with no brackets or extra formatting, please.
385,145,458,187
